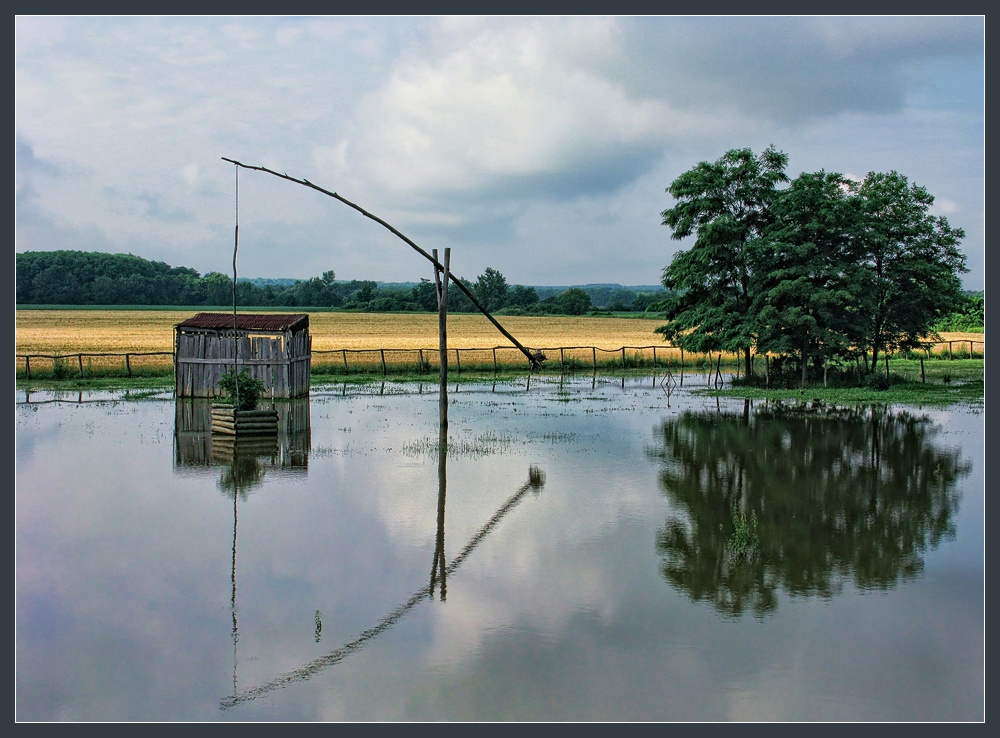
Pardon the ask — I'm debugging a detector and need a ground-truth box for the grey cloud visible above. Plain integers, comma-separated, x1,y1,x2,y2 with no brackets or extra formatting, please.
16,135,62,177
136,190,196,224
619,16,983,122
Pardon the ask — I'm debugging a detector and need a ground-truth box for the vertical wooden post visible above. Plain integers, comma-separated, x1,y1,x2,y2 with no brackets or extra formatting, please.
621,347,626,369
455,347,461,373
715,352,722,388
380,349,386,376
885,354,889,377
680,347,684,367
433,248,450,429
592,347,596,372
560,348,565,373
25,356,30,380
78,354,84,377
921,357,926,383
342,349,348,375
493,347,497,373
419,349,425,373
125,353,132,377
765,354,769,388
948,342,953,360
652,346,657,367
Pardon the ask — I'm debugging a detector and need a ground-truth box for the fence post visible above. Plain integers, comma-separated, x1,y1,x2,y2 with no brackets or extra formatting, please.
493,347,497,373
125,353,132,377
921,357,925,383
592,347,596,372
342,349,348,375
948,342,953,360
78,354,84,378
380,349,386,375
560,348,565,373
455,347,461,374
25,356,30,380
419,349,425,373
621,347,626,369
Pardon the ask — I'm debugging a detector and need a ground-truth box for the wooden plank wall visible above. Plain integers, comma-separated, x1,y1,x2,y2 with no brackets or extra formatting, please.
175,330,311,398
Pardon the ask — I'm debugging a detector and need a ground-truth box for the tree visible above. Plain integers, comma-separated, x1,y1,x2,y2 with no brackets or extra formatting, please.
658,147,789,376
556,287,592,315
752,170,863,384
507,284,539,309
849,171,967,371
473,267,509,312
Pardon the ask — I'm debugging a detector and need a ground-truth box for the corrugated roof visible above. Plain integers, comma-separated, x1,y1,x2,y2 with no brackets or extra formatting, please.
175,313,309,333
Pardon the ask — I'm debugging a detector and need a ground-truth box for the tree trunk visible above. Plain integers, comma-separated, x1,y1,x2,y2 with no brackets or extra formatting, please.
801,338,809,388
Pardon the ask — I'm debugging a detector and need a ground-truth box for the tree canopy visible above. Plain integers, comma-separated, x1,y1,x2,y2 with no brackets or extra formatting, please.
657,146,790,376
658,149,968,381
16,251,666,317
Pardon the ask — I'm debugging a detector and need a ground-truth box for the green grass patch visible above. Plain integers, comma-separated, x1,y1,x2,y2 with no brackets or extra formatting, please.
710,358,983,406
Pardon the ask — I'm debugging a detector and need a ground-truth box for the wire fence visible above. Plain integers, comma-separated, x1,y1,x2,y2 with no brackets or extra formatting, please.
15,339,985,381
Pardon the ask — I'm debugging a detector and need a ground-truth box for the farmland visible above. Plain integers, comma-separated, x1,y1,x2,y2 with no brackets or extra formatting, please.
15,308,983,381
14,309,671,355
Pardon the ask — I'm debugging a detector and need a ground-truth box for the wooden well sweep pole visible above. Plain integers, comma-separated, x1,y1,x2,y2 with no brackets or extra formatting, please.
221,158,541,370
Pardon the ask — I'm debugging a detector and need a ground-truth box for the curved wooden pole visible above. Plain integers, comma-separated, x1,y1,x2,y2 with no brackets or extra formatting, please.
221,158,541,369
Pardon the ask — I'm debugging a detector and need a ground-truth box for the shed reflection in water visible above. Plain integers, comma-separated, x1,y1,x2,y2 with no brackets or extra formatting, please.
647,400,971,619
173,398,311,497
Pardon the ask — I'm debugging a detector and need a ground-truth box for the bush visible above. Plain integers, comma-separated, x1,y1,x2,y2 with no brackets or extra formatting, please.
217,369,266,410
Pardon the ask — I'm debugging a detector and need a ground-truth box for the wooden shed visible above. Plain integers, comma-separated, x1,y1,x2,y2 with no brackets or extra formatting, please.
174,313,311,399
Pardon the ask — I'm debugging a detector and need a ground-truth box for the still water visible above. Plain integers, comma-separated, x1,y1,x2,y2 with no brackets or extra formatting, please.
15,376,984,721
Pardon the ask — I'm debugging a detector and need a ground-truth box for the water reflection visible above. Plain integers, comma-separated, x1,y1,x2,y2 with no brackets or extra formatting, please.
220,418,545,710
647,400,971,619
173,399,311,496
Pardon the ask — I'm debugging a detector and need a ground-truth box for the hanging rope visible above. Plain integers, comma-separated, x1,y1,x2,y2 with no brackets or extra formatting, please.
232,164,240,407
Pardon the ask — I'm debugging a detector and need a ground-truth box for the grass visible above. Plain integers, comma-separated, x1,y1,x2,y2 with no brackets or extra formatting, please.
710,358,983,406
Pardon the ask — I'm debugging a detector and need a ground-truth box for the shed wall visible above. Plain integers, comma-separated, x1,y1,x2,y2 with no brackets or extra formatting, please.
175,330,311,398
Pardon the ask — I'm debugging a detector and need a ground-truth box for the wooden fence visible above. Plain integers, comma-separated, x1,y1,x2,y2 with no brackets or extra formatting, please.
16,339,985,380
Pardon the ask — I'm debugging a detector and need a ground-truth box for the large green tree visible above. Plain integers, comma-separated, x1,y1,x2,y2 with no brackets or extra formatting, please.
848,171,967,371
752,170,864,384
657,146,789,376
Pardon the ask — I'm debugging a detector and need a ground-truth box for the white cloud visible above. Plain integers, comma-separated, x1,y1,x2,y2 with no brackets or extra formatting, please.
350,18,672,202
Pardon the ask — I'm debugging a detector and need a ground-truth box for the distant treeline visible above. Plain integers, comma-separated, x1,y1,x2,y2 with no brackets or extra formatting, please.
15,251,671,316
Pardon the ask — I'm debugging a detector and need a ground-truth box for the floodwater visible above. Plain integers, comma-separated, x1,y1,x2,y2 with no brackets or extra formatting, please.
15,375,984,721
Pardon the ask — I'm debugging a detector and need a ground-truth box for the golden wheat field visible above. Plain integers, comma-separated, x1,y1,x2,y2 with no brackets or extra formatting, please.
14,308,984,375
14,309,673,353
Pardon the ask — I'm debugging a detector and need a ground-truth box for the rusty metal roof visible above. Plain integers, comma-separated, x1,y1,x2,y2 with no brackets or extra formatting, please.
174,313,309,333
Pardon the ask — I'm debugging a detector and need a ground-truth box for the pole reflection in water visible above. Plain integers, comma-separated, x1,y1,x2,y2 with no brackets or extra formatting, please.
430,421,448,600
220,424,545,710
172,398,312,698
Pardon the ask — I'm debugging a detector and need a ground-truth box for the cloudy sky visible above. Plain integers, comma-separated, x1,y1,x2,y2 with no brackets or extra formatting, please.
15,15,985,290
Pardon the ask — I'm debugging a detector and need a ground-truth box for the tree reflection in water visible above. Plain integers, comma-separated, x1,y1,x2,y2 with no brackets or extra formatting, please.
646,400,970,619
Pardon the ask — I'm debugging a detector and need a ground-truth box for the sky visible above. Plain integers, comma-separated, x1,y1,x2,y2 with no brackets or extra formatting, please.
14,15,985,290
